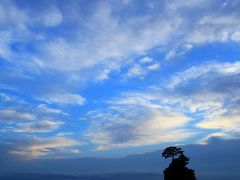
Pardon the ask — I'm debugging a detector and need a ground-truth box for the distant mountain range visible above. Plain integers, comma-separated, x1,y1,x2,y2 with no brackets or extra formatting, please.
0,172,163,180
0,172,239,180
1,137,240,180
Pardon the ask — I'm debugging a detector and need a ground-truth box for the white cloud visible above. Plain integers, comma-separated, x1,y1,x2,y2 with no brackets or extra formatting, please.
125,60,160,79
166,0,207,11
162,61,240,135
165,44,193,60
108,93,163,109
40,91,86,106
1,0,240,153
167,61,240,89
165,50,176,60
14,120,63,133
197,132,227,144
41,7,63,27
0,109,35,121
86,94,194,150
197,115,240,131
1,0,240,101
196,102,240,133
0,94,68,135
198,15,237,26
0,93,11,101
43,38,96,71
33,0,175,75
147,63,160,71
95,68,111,81
139,57,153,64
1,0,240,74
0,1,28,29
231,31,240,41
37,104,68,115
126,64,144,78
87,60,240,150
0,31,12,59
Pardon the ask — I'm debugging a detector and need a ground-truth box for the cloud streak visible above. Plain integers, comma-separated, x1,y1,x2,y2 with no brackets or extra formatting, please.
14,120,63,133
0,109,35,121
10,135,80,158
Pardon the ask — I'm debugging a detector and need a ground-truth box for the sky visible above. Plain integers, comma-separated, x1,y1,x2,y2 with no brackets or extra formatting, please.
1,0,240,161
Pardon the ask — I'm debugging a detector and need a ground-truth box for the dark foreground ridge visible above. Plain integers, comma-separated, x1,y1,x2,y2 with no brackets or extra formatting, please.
0,172,162,180
0,172,239,180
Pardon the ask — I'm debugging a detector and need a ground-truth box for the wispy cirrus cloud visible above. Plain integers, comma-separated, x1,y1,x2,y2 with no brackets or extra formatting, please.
167,61,240,89
36,104,68,116
39,91,86,106
2,0,240,81
0,0,240,107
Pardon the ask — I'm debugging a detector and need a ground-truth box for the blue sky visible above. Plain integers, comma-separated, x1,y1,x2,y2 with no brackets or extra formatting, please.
1,0,240,159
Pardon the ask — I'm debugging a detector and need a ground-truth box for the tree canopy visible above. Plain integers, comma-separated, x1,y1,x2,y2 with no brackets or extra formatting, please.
162,146,183,160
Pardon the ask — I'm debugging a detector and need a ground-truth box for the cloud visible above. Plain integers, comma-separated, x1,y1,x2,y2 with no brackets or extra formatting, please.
1,0,240,72
139,57,153,64
10,136,80,158
197,110,240,132
1,0,240,155
40,2,173,73
0,31,12,59
0,109,35,121
40,7,63,27
0,93,10,101
125,57,160,79
39,91,86,106
0,93,67,135
167,61,240,89
126,63,145,78
14,120,63,133
86,60,240,150
37,104,68,115
0,92,68,117
86,95,194,150
159,61,240,135
231,31,240,41
164,43,193,60
1,0,240,107
41,0,240,75
197,132,233,144
0,1,28,29
147,63,160,71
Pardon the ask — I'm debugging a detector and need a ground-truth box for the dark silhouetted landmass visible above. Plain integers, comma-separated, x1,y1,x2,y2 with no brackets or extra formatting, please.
0,172,239,180
162,147,196,180
0,173,162,180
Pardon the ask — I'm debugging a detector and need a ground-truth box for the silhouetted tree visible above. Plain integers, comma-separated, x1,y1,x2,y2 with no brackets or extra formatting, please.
162,147,196,180
162,146,183,160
